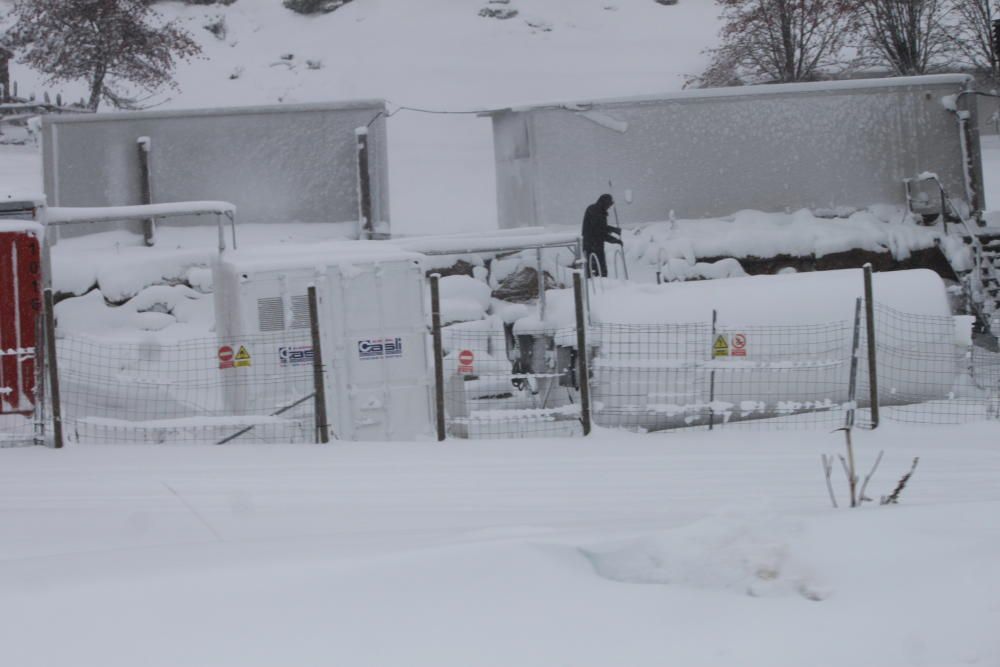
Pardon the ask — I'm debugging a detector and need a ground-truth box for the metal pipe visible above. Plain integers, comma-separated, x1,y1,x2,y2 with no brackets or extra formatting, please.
43,289,62,449
430,274,446,441
573,271,591,436
308,285,330,443
863,264,880,429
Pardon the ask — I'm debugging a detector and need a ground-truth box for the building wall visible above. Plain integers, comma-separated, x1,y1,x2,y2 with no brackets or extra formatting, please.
492,75,980,229
41,101,389,237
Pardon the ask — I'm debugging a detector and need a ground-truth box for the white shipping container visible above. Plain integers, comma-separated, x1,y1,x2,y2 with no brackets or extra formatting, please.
213,242,432,441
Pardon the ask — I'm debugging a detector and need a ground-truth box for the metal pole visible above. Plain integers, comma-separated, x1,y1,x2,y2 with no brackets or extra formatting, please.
536,247,546,322
862,264,880,429
355,128,374,240
307,285,330,444
573,271,592,435
577,237,591,325
709,309,717,430
137,137,156,247
957,81,984,220
43,288,63,449
430,274,446,441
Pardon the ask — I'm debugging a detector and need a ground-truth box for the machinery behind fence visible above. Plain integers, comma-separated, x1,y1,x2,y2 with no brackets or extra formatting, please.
5,270,1000,445
434,276,1000,439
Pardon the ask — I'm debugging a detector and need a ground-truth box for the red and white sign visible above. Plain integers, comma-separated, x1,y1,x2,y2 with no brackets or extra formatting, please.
218,345,235,369
458,349,475,374
732,333,747,357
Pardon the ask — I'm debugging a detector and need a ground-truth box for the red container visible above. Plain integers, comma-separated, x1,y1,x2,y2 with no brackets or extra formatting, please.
0,229,42,415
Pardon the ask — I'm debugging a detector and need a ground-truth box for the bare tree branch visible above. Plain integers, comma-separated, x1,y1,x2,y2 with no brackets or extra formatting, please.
696,0,858,87
5,0,201,110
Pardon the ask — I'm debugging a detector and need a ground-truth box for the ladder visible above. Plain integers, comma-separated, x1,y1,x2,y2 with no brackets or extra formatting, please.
905,174,1000,335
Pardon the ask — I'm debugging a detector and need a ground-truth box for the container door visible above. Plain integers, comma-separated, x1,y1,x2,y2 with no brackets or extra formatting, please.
332,259,432,441
0,230,42,416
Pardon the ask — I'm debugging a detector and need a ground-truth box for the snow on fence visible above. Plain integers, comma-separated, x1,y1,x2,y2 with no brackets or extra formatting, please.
57,330,316,444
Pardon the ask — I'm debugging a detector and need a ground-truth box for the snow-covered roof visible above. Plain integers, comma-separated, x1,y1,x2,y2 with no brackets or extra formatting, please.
218,240,423,273
0,220,43,235
394,228,580,255
1,192,45,208
46,201,236,225
42,99,387,125
480,74,973,116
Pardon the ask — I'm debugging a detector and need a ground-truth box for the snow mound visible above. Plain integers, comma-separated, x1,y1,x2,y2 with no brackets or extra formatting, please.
56,285,214,341
439,274,493,323
582,510,830,602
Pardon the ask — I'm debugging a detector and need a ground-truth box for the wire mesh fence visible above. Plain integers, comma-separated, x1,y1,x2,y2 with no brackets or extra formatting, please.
874,302,998,425
587,301,994,433
440,326,583,439
19,294,1000,445
589,319,860,432
58,331,317,444
433,295,1000,439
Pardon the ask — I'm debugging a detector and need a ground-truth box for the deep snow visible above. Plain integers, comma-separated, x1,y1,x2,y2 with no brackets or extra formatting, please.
1,424,999,666
3,4,1000,665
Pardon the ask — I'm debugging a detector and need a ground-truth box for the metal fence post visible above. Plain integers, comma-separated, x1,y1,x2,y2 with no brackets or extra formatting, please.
307,285,330,444
862,263,880,429
709,309,717,431
43,288,63,449
137,137,156,247
573,271,592,435
430,274,447,441
355,127,374,240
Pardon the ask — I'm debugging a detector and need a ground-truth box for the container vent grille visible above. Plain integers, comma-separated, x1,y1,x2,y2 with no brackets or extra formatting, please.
290,294,310,330
257,297,285,332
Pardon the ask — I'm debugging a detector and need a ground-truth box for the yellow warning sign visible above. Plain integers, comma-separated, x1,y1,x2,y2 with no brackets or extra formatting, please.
712,334,729,358
234,345,252,368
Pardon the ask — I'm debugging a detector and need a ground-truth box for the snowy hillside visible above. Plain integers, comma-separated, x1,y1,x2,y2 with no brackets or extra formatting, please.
1,0,720,232
5,0,720,108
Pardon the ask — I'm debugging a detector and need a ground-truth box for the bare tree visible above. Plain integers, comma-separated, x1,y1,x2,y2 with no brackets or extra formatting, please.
5,0,201,111
697,0,858,87
949,0,999,83
854,0,954,76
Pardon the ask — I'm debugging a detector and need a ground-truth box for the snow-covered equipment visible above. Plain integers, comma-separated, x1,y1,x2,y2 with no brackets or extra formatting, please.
484,75,981,228
410,230,587,438
212,242,433,441
40,100,389,240
536,268,965,431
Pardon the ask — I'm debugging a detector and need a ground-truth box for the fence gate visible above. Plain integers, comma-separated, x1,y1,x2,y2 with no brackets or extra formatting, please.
0,225,43,446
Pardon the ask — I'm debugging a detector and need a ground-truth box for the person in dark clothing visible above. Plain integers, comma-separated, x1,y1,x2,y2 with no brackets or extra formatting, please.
581,193,622,277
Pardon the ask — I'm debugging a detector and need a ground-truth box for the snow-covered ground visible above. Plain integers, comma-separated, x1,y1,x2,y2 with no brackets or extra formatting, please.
3,4,1000,664
1,424,999,666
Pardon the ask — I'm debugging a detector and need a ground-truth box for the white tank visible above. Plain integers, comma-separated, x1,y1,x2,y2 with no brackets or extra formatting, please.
583,269,962,430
